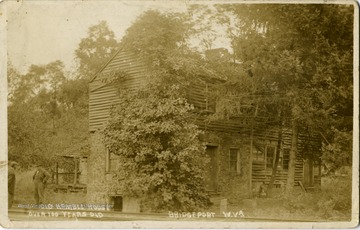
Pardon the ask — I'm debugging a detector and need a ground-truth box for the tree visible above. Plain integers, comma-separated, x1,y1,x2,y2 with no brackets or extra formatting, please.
58,78,88,114
174,3,354,195
102,10,214,211
75,20,119,79
8,60,89,168
8,62,65,166
103,85,210,211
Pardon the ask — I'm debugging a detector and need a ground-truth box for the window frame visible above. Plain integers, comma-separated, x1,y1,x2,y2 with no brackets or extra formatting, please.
105,148,120,173
265,145,276,169
282,148,290,170
229,148,241,174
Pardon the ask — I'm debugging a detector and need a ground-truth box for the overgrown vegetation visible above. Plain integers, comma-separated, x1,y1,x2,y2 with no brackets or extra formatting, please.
191,3,353,187
103,86,210,211
101,11,214,211
7,20,117,168
8,4,354,218
215,176,351,221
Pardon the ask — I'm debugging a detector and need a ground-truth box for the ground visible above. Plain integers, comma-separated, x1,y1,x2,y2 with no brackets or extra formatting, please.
12,169,352,222
209,176,352,221
12,169,87,207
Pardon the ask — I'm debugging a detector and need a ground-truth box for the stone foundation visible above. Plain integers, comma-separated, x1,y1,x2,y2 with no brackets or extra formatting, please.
87,131,109,205
87,130,252,210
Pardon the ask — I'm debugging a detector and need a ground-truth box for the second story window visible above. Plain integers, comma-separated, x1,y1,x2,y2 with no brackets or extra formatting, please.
205,83,216,113
186,81,216,113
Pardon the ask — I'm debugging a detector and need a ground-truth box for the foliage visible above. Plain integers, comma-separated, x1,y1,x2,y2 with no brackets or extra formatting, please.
8,60,89,168
101,10,216,211
214,4,353,124
58,78,88,113
8,19,115,169
102,85,210,211
316,176,352,218
207,4,354,177
8,20,117,167
322,128,352,173
75,20,119,79
121,10,191,66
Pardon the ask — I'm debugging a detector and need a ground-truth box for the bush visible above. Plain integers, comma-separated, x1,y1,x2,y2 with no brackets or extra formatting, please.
316,175,352,218
102,85,211,212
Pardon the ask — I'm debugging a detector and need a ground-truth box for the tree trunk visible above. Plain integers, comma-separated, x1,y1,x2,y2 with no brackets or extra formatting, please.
248,104,258,198
267,111,283,196
267,124,283,196
286,119,298,191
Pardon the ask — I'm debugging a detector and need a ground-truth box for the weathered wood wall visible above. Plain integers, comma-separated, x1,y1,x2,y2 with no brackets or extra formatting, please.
251,157,304,184
89,50,148,132
88,48,322,198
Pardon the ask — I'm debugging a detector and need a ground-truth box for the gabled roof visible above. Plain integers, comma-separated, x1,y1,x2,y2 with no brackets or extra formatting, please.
89,47,123,83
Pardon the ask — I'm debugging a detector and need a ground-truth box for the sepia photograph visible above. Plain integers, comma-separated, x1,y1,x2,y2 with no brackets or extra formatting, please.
1,0,358,228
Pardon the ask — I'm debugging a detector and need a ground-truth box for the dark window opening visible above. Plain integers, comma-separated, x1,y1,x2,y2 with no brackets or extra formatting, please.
253,143,265,161
266,146,275,169
282,149,290,170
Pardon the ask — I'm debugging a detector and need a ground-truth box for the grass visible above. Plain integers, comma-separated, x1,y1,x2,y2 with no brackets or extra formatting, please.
208,176,352,221
13,169,352,222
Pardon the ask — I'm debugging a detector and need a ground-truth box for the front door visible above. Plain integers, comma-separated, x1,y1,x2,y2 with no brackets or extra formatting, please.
303,155,314,187
205,146,218,191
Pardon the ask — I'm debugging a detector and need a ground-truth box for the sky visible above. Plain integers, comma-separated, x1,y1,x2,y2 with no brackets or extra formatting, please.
6,1,192,74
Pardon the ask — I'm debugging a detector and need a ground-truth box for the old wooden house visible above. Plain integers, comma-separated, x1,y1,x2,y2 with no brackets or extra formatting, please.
87,48,322,212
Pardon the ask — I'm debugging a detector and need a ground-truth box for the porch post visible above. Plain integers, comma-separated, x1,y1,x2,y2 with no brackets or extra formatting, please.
55,162,59,185
249,104,258,198
73,157,78,185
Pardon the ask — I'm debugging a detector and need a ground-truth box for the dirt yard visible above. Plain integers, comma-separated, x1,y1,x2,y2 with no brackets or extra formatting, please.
12,169,86,207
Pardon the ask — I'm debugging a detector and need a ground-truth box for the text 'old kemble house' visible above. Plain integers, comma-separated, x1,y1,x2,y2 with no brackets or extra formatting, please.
87,48,322,212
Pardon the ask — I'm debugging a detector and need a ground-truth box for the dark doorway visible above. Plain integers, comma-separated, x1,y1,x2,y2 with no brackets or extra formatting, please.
303,155,314,187
113,196,123,211
205,145,218,192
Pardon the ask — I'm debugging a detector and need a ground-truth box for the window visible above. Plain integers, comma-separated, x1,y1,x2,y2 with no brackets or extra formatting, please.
265,146,290,170
229,149,240,173
282,149,290,170
253,142,265,161
253,142,290,170
105,148,120,173
205,83,216,112
266,146,276,169
313,159,321,177
186,82,216,113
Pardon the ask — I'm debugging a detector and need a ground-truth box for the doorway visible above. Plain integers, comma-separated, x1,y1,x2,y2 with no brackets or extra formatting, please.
113,196,123,211
303,155,314,187
205,145,218,192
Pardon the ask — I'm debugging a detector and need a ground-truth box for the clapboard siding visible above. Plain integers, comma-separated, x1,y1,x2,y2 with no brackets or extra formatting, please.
252,157,304,183
194,120,250,133
89,50,148,131
89,48,321,188
187,80,217,111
